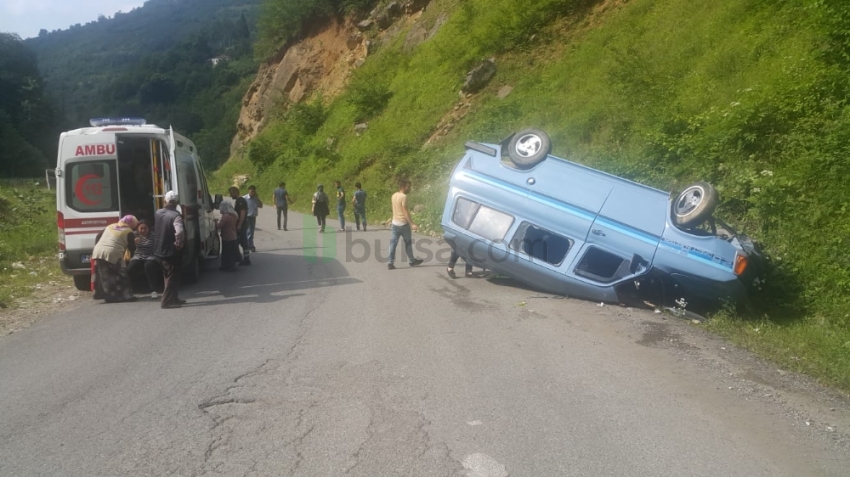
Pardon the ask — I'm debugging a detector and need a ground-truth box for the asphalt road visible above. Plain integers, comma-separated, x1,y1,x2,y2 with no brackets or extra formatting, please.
1,211,848,476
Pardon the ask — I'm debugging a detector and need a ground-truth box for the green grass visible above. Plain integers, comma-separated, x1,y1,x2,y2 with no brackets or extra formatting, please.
212,0,850,392
0,181,60,311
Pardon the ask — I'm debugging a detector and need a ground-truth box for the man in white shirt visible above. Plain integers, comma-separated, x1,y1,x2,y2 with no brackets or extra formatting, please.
243,185,263,252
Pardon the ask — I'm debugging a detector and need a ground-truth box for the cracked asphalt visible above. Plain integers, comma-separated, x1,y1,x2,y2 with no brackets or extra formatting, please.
1,211,848,476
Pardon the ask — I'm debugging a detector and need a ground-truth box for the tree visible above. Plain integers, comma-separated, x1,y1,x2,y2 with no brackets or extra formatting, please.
238,11,251,39
0,33,56,177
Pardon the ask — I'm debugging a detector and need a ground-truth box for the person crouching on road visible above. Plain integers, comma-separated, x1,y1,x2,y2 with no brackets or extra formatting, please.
229,186,251,265
154,191,186,309
216,201,239,272
92,215,139,303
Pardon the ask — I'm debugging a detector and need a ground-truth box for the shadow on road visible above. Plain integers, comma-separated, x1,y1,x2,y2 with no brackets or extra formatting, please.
177,249,362,307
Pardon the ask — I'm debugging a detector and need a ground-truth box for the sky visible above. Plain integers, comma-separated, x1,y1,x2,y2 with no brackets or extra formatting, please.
0,0,145,39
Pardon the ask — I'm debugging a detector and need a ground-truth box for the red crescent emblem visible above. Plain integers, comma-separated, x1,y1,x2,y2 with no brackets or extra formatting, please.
75,174,103,206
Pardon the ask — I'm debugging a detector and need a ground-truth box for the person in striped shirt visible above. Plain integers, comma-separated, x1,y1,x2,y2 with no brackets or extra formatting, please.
127,220,163,299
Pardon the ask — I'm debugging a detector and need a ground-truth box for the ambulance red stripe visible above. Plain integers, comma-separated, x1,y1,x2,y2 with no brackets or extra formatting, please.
64,216,118,229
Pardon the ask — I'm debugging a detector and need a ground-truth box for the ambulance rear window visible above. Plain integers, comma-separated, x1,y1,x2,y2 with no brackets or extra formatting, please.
66,161,119,213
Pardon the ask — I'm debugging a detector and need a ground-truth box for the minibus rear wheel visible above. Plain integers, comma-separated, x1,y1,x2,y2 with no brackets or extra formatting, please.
507,128,552,169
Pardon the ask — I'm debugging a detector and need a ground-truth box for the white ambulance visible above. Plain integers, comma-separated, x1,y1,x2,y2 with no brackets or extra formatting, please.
55,118,222,290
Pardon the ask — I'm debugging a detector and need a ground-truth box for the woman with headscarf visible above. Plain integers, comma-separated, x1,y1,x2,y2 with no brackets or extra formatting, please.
216,201,240,272
91,215,139,303
312,184,330,233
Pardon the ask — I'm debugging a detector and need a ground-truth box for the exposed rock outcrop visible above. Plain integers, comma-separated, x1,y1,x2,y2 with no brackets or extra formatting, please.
231,19,368,156
461,59,497,94
230,1,438,157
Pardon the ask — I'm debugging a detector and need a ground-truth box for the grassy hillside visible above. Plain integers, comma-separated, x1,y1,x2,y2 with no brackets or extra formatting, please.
215,0,850,390
0,181,57,312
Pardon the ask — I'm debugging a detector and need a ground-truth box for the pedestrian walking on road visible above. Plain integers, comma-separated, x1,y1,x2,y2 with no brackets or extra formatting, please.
387,180,423,270
154,191,186,309
243,185,263,251
352,182,367,231
92,215,139,303
272,181,293,231
334,180,346,231
229,186,251,265
216,201,240,272
312,184,330,233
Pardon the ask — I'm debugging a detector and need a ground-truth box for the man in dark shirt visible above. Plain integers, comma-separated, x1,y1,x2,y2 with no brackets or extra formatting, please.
272,182,293,231
154,190,186,309
351,182,367,231
334,180,346,232
229,186,251,265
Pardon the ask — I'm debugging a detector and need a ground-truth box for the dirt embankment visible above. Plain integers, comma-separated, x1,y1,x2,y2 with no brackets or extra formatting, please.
230,18,366,156
229,2,440,157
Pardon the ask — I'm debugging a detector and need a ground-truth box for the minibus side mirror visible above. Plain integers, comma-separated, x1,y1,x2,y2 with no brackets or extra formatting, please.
213,194,223,209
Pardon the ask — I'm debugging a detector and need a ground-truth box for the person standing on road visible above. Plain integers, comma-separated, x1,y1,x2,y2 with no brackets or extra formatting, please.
215,201,240,272
243,185,263,252
334,180,346,231
154,191,186,309
312,184,330,233
351,182,367,231
229,186,251,265
387,180,423,270
446,246,474,278
272,182,294,231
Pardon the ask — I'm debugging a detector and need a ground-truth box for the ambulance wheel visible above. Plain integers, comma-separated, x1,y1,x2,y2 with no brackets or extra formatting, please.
507,128,551,169
672,182,719,228
210,232,221,258
73,274,91,292
185,255,200,284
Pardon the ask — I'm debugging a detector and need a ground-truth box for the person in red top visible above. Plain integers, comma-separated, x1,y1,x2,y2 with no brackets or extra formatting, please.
216,201,239,272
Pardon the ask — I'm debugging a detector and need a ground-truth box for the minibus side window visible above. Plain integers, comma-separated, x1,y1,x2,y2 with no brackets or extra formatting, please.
468,206,514,242
510,222,573,266
574,247,628,283
452,197,479,229
66,161,119,213
453,197,514,242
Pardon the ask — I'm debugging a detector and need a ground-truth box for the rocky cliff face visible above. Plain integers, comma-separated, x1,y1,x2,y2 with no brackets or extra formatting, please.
230,18,367,156
230,1,437,158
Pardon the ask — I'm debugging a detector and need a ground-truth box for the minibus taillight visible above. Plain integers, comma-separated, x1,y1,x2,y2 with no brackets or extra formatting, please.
734,253,748,276
57,211,66,251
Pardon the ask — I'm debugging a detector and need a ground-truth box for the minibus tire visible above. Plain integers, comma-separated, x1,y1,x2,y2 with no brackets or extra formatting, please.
672,182,719,228
507,128,551,169
73,274,91,291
